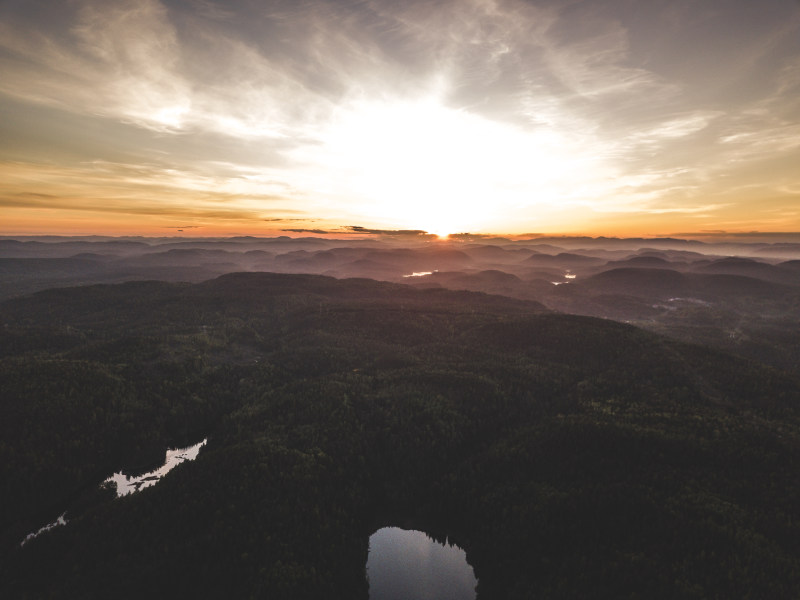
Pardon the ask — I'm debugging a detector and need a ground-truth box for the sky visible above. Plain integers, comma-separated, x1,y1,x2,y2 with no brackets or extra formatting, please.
1,0,799,238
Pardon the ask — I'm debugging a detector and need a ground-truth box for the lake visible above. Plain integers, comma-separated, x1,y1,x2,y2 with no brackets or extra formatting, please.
367,527,477,600
22,438,208,546
105,438,207,496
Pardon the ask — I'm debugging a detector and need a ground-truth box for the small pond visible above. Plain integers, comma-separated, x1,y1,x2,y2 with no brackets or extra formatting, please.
367,527,477,600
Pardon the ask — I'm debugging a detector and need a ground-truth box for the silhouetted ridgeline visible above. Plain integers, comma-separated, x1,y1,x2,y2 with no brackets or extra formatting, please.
1,272,799,598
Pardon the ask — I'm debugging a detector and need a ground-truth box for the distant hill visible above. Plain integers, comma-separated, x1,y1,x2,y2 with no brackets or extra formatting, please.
601,255,678,269
690,256,800,283
523,252,606,267
461,244,534,263
579,267,792,300
780,259,800,271
580,267,689,296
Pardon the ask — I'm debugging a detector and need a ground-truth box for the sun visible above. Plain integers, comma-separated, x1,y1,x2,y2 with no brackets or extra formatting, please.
294,97,610,234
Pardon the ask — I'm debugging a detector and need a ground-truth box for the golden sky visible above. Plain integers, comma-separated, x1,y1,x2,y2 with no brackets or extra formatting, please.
1,0,799,237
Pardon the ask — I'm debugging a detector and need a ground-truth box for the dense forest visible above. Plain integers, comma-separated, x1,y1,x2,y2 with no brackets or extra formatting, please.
2,270,800,598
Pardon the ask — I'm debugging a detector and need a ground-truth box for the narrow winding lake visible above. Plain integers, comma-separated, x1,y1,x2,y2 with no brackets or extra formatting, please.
22,438,207,546
367,527,477,600
105,438,207,496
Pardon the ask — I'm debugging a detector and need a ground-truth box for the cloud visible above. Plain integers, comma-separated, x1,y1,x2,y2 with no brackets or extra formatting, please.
0,159,297,221
0,0,666,137
280,225,437,237
344,226,430,236
447,232,498,240
0,1,192,132
281,228,331,235
1,0,799,234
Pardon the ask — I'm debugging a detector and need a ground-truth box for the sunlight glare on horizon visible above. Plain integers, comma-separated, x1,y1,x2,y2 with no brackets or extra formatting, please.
295,98,612,236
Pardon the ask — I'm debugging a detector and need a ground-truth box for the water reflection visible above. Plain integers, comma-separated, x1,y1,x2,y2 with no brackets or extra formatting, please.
105,438,207,496
21,439,208,547
367,527,476,600
21,513,67,547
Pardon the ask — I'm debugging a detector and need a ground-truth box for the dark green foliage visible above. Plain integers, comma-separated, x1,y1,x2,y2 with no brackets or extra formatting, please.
1,273,799,599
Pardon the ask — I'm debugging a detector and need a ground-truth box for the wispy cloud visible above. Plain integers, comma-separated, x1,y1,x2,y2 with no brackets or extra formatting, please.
0,159,304,222
0,0,798,235
281,228,332,235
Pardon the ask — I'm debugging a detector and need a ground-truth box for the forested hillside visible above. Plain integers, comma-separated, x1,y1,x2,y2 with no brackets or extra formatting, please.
2,273,799,598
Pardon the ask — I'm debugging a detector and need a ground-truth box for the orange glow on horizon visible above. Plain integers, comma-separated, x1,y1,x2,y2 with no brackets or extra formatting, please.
0,2,798,240
2,203,797,242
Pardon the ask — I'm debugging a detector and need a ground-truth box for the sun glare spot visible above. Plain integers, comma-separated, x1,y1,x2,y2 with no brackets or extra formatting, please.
153,105,189,129
294,97,611,233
